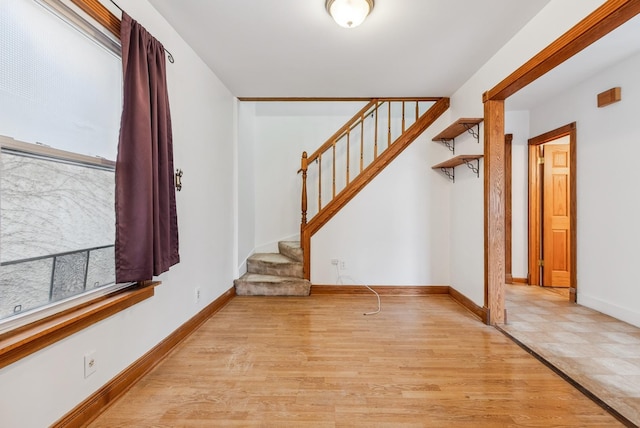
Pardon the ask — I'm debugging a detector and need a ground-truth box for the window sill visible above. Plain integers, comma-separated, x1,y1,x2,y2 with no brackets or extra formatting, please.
0,281,160,370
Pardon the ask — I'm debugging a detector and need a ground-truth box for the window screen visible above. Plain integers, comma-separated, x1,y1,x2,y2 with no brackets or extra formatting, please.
0,0,122,321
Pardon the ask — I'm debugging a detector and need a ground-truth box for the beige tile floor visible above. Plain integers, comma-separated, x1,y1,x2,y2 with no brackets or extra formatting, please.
501,284,640,427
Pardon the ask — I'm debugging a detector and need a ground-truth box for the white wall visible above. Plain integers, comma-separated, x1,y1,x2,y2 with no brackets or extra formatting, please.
446,118,484,301
447,0,607,306
528,51,640,327
505,111,530,279
238,101,365,258
0,1,236,426
312,111,452,286
237,102,256,274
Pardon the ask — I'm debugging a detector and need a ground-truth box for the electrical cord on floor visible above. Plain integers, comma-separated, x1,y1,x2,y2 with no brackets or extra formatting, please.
335,264,381,315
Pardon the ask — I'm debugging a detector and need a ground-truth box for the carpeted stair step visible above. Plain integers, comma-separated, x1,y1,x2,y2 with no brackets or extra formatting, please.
278,241,303,263
234,273,311,296
247,253,303,278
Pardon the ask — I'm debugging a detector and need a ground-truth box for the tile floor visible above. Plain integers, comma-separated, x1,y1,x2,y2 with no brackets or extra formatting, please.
501,284,640,427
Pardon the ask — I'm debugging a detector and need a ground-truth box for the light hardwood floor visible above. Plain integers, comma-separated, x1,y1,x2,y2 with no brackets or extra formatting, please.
89,294,621,427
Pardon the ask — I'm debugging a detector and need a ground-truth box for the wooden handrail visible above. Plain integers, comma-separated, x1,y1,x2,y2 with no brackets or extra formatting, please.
307,100,376,163
299,97,450,279
306,97,441,163
304,97,450,237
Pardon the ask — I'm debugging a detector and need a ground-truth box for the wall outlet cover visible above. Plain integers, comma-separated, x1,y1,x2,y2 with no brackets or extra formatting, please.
84,351,97,378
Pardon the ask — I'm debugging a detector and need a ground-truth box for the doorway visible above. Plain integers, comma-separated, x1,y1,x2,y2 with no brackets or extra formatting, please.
527,123,577,302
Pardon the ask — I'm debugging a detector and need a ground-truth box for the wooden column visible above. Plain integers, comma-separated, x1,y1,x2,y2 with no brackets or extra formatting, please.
302,228,311,281
481,0,640,326
483,99,505,325
300,152,308,236
300,152,311,280
505,134,513,284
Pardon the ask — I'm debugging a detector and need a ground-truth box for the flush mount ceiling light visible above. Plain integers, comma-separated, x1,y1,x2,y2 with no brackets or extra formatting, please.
326,0,374,29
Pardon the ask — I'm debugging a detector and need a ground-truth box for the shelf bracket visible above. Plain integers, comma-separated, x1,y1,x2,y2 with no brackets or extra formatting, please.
463,123,480,143
440,138,455,153
440,167,455,183
463,158,480,178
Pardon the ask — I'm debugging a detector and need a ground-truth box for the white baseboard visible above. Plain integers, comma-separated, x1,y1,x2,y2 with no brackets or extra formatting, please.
578,294,640,328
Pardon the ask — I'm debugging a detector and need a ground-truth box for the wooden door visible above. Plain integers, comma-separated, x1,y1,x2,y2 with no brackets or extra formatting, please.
542,144,571,287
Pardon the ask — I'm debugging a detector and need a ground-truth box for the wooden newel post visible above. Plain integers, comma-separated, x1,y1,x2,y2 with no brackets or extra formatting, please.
300,151,308,235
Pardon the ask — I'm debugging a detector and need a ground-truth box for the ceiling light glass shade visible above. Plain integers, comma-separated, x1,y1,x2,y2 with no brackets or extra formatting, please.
326,0,374,28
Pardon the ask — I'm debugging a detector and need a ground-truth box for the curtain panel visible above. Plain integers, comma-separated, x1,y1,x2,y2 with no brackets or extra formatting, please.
115,13,179,283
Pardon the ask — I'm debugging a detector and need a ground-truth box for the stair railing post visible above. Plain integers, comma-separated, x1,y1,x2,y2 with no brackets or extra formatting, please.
299,151,308,236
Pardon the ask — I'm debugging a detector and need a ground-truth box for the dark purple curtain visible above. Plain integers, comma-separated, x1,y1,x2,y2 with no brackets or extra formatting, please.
115,13,179,283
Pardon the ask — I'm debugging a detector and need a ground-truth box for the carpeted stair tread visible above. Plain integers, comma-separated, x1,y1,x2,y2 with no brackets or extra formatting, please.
236,273,305,283
233,240,310,296
247,253,303,278
278,241,303,263
234,273,311,296
249,253,297,264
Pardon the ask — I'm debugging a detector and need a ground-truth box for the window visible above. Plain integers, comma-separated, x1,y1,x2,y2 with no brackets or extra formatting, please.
0,0,125,330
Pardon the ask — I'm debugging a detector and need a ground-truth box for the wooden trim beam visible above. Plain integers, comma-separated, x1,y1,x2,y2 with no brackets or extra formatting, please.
53,287,236,428
237,97,443,102
484,0,640,101
484,99,506,325
528,122,575,146
239,97,373,102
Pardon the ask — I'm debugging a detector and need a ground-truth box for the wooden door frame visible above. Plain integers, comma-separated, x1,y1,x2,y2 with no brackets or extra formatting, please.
505,134,513,285
527,143,542,287
482,0,640,325
527,123,577,302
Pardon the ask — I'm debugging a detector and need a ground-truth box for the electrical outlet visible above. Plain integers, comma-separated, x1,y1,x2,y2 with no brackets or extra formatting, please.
331,259,339,266
340,260,346,270
195,287,201,303
84,351,97,378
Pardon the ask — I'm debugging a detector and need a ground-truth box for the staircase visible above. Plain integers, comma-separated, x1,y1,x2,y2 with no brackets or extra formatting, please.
234,97,450,294
299,97,450,278
234,241,311,296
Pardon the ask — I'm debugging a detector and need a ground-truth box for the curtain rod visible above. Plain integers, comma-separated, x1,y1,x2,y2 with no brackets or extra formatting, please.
109,0,174,63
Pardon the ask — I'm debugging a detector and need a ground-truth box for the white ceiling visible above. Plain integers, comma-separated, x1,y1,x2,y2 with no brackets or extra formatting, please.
147,0,553,98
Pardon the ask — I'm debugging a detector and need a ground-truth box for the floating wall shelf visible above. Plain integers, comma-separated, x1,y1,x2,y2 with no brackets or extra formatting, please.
432,154,483,183
432,118,483,153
